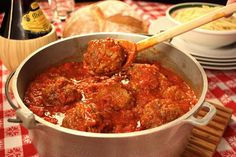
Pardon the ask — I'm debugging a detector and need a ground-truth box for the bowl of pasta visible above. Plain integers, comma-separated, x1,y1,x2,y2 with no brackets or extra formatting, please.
166,2,236,48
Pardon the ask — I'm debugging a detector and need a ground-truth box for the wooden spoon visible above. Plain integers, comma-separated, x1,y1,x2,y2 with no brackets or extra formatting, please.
119,3,236,68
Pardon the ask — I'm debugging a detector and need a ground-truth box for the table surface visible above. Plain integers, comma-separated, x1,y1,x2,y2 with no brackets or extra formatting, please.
0,0,236,156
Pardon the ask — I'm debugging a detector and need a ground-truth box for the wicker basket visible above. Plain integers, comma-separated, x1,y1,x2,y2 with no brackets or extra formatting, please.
0,25,57,71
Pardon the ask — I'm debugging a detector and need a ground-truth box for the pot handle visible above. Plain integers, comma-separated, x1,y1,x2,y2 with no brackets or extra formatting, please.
185,101,216,126
5,72,36,129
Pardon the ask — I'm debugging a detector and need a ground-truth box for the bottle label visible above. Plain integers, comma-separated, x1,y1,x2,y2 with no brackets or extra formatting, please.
21,2,51,34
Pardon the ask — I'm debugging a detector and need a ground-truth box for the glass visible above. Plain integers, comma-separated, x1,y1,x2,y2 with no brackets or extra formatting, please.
49,0,75,21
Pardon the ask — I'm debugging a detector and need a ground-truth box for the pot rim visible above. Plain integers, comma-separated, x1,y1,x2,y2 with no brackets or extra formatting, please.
12,32,208,138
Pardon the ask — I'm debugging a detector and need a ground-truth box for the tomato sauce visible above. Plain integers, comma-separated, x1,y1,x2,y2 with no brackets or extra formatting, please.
24,61,198,133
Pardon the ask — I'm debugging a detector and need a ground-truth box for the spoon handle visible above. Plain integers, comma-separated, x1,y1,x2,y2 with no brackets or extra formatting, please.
136,3,236,52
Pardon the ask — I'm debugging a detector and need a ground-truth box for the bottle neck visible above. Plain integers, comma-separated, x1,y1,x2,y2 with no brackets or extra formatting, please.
7,0,27,39
16,0,37,13
0,1,10,13
0,0,51,40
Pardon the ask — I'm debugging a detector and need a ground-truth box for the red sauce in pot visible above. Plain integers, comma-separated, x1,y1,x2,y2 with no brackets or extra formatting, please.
24,61,198,133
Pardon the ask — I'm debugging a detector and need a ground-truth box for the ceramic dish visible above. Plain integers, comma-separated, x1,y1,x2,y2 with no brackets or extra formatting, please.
149,17,236,59
201,64,236,70
166,2,236,49
193,55,236,63
149,17,236,70
171,37,236,59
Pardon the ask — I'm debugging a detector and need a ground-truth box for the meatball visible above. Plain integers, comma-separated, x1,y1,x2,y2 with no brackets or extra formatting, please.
157,73,172,93
62,102,104,132
139,99,184,129
135,89,157,107
84,81,135,111
126,64,160,91
42,77,81,107
124,64,160,106
162,85,186,100
162,85,197,112
83,38,127,75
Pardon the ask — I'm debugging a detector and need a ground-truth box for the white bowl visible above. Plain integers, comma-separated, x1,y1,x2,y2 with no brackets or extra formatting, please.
166,2,236,49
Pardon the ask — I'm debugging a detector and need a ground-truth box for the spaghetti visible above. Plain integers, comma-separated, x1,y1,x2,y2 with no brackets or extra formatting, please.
171,6,236,31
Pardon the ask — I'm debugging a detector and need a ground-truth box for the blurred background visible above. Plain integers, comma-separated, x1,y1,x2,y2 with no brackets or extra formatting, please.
0,0,229,13
73,0,228,5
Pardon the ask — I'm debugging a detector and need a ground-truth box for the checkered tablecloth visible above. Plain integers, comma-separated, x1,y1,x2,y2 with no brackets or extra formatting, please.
0,0,236,156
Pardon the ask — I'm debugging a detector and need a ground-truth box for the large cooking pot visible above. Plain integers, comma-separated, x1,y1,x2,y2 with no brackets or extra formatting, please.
6,33,216,157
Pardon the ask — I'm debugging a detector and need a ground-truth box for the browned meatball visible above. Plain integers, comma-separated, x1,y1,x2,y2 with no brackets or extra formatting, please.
84,81,135,111
124,64,160,106
157,73,172,93
162,85,186,100
42,77,81,107
83,38,126,75
62,102,104,132
126,64,160,91
139,99,184,129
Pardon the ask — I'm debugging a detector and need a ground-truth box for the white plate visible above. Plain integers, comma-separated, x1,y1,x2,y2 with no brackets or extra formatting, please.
201,64,236,70
148,17,236,59
192,55,236,63
197,60,236,66
149,17,173,35
170,38,236,70
171,37,236,59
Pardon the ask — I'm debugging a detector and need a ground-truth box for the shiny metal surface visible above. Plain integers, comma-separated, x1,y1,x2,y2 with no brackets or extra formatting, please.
11,32,212,157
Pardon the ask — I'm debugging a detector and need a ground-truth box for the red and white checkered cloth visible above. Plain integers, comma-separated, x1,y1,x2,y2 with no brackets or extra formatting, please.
0,1,236,156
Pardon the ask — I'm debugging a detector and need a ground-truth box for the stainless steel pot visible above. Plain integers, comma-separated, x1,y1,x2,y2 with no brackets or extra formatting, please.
6,32,216,157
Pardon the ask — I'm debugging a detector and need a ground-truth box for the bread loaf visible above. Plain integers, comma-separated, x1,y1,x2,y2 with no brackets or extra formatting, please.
63,1,148,37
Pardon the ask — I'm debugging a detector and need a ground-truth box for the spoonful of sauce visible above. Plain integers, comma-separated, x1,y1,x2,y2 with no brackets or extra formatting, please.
84,3,236,75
